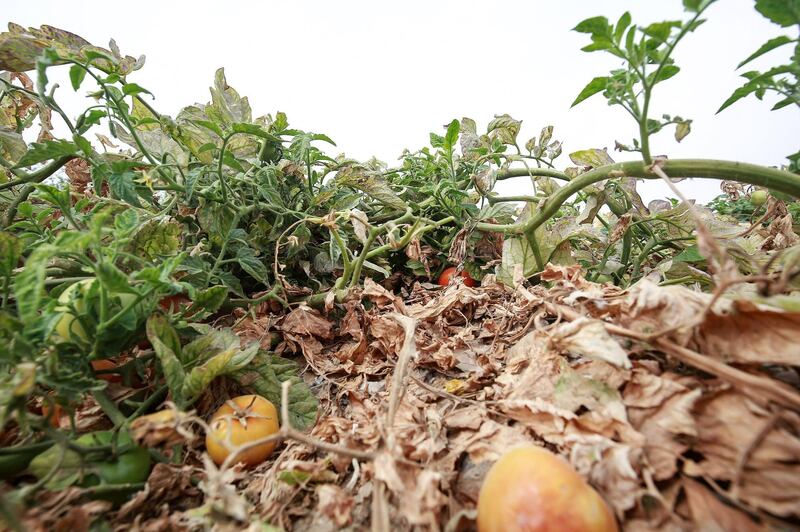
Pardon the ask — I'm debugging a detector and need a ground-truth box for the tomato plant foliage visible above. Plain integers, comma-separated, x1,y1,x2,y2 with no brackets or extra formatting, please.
0,0,798,526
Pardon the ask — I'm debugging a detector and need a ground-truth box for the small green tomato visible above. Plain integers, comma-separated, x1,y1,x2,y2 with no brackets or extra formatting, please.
750,190,768,207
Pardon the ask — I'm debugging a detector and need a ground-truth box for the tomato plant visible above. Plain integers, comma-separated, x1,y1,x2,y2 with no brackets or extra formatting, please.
0,0,797,527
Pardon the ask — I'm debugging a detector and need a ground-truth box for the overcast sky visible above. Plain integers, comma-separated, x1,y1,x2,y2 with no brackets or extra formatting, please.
5,0,799,203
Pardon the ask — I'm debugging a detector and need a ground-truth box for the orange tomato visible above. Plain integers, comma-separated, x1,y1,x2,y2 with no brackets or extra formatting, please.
438,266,477,287
477,446,618,532
91,359,122,383
205,395,280,467
41,402,63,428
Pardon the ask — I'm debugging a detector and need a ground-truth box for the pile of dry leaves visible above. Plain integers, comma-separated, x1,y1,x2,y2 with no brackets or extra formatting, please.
22,265,800,531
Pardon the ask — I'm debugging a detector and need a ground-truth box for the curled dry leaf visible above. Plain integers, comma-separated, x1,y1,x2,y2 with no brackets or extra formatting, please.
316,483,355,527
549,317,632,369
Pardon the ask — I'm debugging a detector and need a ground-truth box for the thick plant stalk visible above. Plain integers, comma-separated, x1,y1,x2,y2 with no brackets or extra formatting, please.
481,159,800,235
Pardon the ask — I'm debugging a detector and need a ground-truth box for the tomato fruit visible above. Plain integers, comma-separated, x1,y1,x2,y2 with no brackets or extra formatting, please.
477,446,618,532
54,279,93,342
41,402,63,428
595,274,613,284
29,430,151,498
77,431,151,485
206,394,280,467
438,266,477,287
91,359,122,383
750,190,768,207
53,279,139,344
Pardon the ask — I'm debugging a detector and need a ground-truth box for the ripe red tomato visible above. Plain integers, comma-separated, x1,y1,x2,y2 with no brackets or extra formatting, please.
158,294,192,312
91,359,122,383
438,266,477,287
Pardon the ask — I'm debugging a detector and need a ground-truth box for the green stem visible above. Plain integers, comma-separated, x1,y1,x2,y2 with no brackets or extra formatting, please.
487,194,541,204
205,213,241,286
475,159,800,235
0,156,76,191
2,183,34,228
638,9,707,163
96,288,155,333
347,228,380,288
496,167,570,182
0,440,53,456
523,224,546,272
91,389,127,426
329,227,351,269
127,385,169,420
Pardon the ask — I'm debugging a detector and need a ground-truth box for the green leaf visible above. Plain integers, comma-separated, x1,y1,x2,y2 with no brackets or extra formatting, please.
772,96,796,110
14,139,78,168
683,0,703,12
571,77,609,107
675,120,692,142
569,148,615,168
0,126,27,162
495,236,538,286
182,341,260,403
192,119,224,137
114,209,140,236
755,0,800,27
146,314,186,406
738,36,794,68
208,67,252,126
222,150,245,172
216,270,245,297
0,232,22,280
236,247,268,283
108,166,141,207
647,65,680,86
335,165,407,211
231,353,318,430
717,80,761,113
641,21,681,43
444,119,460,151
673,244,705,263
96,262,135,294
68,64,86,90
14,244,58,324
487,114,521,145
185,285,227,318
614,12,632,43
121,82,151,97
573,16,611,38
128,218,182,260
182,328,240,364
231,122,282,143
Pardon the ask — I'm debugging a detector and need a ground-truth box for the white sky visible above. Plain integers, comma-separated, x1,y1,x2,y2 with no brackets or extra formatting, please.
5,0,799,203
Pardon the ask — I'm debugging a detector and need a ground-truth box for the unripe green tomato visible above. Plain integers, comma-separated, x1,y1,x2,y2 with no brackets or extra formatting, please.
53,279,138,343
595,274,613,284
29,430,151,501
54,279,93,341
750,190,768,207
